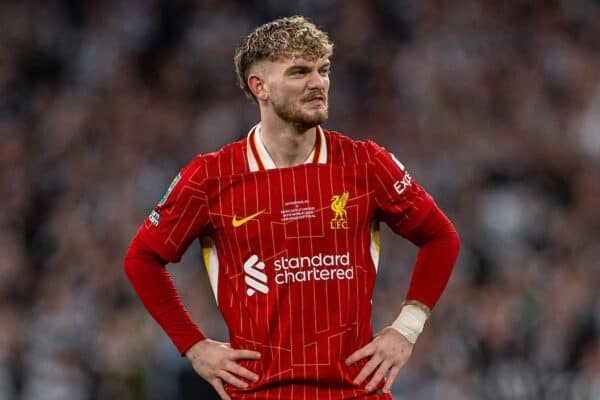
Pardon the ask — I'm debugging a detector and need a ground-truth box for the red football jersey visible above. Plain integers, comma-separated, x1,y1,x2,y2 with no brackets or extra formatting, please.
138,125,434,399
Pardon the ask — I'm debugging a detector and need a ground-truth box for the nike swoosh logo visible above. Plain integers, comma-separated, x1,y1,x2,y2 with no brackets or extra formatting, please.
232,210,265,228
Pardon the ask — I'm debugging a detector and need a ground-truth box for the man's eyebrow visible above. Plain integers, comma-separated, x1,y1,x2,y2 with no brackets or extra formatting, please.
285,61,331,73
284,65,312,73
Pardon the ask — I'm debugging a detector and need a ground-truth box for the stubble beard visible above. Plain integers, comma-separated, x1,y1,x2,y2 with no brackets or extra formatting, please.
271,97,328,132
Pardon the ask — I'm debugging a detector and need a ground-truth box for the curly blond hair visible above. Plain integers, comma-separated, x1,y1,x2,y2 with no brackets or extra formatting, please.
234,16,334,100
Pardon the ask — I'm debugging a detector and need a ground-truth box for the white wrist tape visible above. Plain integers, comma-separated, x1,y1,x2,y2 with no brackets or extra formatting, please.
391,304,428,344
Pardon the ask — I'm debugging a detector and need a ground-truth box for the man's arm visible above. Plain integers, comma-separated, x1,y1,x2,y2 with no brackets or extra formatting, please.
123,160,210,353
124,157,261,400
346,203,460,393
124,234,206,354
124,234,261,400
402,204,460,309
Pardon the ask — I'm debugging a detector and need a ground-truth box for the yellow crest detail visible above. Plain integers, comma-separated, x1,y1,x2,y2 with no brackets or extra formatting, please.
330,192,349,230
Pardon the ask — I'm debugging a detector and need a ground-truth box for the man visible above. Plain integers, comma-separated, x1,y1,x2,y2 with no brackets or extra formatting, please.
124,16,460,400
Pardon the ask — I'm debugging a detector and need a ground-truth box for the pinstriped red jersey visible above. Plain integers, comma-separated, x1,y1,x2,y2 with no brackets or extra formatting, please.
138,125,434,400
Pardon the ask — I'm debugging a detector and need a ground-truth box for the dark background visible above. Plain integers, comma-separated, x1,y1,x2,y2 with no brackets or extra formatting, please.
0,0,598,399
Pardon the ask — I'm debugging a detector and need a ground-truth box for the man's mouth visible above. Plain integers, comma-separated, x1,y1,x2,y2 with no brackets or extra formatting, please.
304,94,326,104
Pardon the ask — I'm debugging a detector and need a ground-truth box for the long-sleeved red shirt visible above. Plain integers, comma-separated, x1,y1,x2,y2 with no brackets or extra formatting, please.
124,126,460,399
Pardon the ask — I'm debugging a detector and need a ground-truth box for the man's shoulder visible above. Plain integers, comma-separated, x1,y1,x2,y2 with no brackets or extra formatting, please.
184,136,248,177
323,128,385,163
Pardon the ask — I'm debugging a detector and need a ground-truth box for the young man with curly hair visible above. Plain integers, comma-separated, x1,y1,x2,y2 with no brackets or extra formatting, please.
125,16,460,400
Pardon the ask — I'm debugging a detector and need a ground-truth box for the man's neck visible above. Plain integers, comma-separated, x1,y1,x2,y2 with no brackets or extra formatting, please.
258,117,317,168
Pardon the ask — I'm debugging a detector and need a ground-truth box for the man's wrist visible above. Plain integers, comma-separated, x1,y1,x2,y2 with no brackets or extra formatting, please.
181,333,207,358
391,303,429,344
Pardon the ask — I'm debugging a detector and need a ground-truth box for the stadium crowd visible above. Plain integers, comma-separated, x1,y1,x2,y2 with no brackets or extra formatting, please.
0,0,598,399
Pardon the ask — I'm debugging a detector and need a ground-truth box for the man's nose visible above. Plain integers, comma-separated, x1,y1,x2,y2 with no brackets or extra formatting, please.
307,70,326,89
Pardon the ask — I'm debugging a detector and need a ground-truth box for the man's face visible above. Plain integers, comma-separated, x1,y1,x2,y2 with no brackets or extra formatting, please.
260,56,331,129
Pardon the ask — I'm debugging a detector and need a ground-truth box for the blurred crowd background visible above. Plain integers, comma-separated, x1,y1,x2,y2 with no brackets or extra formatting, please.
1,0,598,399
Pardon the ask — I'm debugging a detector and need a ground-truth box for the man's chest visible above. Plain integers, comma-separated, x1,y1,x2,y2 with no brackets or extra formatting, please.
202,164,381,324
205,165,375,245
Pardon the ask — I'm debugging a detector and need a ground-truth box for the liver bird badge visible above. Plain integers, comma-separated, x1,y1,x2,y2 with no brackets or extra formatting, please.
330,192,349,229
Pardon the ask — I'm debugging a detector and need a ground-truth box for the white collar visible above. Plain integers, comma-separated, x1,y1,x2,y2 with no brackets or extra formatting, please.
246,123,327,172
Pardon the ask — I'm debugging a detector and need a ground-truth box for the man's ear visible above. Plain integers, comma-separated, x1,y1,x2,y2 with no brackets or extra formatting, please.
248,72,269,101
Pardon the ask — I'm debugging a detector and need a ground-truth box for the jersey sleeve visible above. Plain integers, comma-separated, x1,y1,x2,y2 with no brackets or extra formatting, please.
367,141,434,237
136,157,210,263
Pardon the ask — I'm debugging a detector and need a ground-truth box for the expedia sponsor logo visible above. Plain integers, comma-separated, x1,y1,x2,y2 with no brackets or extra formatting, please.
330,192,349,230
393,173,412,195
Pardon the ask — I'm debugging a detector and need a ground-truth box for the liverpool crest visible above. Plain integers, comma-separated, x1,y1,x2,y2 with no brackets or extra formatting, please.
330,192,349,230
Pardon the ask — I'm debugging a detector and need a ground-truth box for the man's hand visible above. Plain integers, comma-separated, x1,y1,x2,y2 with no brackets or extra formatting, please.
185,339,261,400
345,327,413,393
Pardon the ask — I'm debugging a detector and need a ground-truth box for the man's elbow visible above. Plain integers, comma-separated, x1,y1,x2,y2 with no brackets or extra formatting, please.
448,226,461,260
123,238,141,283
